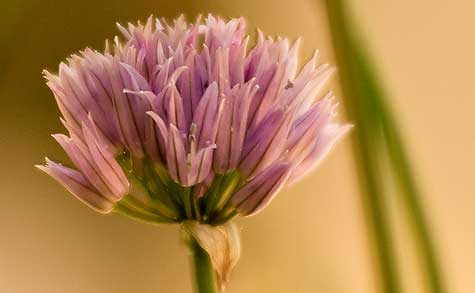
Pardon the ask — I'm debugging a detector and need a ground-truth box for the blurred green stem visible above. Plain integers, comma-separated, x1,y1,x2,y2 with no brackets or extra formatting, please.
325,1,401,289
324,0,445,292
189,237,218,293
381,101,445,293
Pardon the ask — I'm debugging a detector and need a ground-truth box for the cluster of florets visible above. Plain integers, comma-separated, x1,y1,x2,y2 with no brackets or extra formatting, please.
37,15,349,225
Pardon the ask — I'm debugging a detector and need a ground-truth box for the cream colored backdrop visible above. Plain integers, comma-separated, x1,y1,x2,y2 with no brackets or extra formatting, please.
0,0,473,292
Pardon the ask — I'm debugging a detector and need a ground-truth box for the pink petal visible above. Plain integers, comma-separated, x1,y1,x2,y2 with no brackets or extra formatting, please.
232,162,290,216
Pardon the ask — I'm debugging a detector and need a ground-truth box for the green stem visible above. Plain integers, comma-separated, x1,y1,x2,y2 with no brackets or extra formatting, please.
188,237,218,293
115,202,173,224
123,195,178,221
324,0,445,292
183,188,194,219
324,1,401,292
380,102,445,293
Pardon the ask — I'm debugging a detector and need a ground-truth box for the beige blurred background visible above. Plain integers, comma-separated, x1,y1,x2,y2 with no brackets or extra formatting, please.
1,0,473,292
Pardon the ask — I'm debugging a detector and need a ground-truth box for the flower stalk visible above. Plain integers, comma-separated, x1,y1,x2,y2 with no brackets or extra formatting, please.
189,236,219,293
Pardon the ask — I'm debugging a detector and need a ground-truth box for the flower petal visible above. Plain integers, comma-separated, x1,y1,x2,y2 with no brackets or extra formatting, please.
232,162,290,216
166,124,188,185
288,123,352,184
36,159,114,213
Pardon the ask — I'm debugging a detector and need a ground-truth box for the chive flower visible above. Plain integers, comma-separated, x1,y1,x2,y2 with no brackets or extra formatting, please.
37,15,350,287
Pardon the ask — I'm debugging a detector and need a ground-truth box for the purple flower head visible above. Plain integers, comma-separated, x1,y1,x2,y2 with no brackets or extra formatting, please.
37,15,350,222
